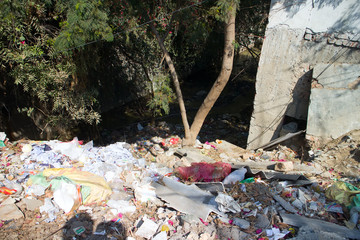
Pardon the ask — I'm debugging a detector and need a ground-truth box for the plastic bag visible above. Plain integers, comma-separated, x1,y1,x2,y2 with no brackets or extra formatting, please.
0,187,17,195
53,181,79,213
48,137,89,161
215,193,241,213
107,200,136,215
175,162,232,182
134,183,157,203
223,168,247,184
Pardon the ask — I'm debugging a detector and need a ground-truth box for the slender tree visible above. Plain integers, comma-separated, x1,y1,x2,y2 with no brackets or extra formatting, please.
151,0,238,146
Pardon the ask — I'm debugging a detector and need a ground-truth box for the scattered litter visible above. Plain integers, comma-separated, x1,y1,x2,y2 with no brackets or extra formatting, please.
40,198,59,223
73,226,86,235
266,227,290,240
324,202,343,213
0,126,359,239
0,132,6,141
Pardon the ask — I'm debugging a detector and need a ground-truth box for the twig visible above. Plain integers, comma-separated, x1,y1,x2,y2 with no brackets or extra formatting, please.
43,226,64,240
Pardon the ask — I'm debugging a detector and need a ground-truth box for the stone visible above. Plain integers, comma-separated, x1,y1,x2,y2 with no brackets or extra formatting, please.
313,33,324,42
182,221,191,232
152,231,167,240
1,196,16,205
217,226,249,240
233,218,250,229
327,37,336,44
348,77,360,90
255,214,270,229
272,194,298,213
215,140,246,159
307,87,360,140
304,33,312,41
334,39,343,46
292,199,303,210
23,198,44,211
342,39,350,47
135,218,159,239
219,153,230,160
0,203,24,221
199,232,214,240
309,201,318,211
274,161,294,172
295,226,346,240
186,231,199,240
321,171,332,178
336,33,348,39
305,28,314,34
349,41,360,48
280,122,298,136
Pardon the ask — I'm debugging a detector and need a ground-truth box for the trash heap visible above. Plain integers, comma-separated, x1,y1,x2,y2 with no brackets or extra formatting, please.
0,126,360,240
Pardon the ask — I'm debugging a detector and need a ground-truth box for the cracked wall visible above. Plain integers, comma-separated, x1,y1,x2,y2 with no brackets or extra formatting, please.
247,0,360,149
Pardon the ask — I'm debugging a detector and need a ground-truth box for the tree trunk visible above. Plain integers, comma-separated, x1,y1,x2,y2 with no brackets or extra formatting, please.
182,3,237,146
149,23,191,139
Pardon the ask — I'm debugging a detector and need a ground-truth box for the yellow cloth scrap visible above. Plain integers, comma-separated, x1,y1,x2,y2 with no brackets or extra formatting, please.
42,168,112,204
325,181,360,207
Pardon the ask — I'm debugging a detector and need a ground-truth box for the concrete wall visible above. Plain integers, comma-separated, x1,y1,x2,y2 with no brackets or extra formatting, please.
247,0,360,149
307,64,360,140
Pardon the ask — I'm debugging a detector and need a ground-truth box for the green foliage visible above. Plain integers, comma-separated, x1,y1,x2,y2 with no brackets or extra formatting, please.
17,107,34,117
232,40,241,50
55,0,113,52
147,73,175,117
236,0,269,56
0,0,109,138
210,0,240,22
0,0,269,139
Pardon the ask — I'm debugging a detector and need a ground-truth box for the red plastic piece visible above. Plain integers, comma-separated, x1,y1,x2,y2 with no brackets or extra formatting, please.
169,138,179,145
0,187,17,195
175,162,232,182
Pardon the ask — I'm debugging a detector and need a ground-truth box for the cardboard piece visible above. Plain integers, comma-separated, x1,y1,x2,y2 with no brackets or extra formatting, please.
152,177,220,220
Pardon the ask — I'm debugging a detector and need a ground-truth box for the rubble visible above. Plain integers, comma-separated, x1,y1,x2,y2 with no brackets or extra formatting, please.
274,161,294,172
0,126,359,239
280,212,360,239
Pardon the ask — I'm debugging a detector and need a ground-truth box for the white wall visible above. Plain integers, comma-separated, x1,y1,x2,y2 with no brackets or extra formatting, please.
247,0,360,149
268,0,360,33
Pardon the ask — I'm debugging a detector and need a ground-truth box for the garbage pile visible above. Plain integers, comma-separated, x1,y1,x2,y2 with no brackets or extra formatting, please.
0,127,360,240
